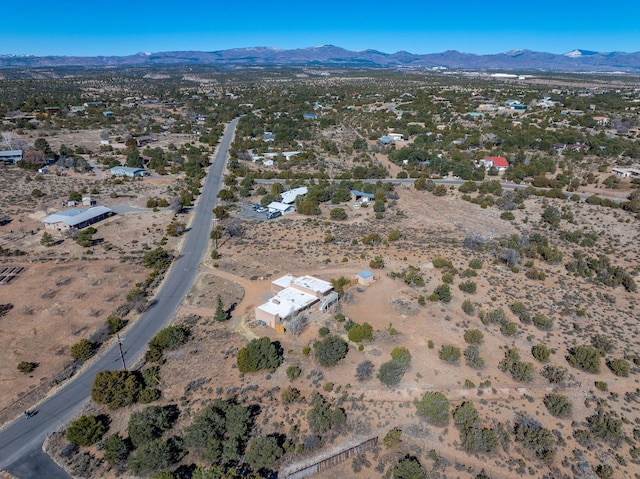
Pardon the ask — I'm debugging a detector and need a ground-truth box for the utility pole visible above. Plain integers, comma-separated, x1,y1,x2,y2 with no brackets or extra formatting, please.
117,334,127,371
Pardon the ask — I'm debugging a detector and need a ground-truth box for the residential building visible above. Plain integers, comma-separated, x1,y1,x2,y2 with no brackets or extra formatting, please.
479,156,509,171
0,150,23,164
42,206,112,233
281,187,308,204
267,201,295,215
110,166,148,177
255,275,337,330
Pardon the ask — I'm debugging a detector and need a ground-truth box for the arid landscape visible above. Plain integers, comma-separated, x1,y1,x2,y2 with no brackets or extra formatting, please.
1,67,639,479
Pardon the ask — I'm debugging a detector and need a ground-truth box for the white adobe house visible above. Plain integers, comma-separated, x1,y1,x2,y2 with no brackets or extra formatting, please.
267,202,295,215
255,275,337,330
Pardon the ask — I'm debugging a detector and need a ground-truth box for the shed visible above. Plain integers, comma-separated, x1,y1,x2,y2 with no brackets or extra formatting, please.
351,190,375,202
357,270,374,285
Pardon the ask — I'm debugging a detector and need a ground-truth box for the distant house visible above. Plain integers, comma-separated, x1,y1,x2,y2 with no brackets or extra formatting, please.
42,206,112,233
281,187,308,204
0,150,23,164
378,136,393,145
135,136,155,147
303,113,317,120
267,202,295,215
255,275,337,330
102,111,113,117
351,190,375,202
263,132,275,142
479,156,509,171
593,116,610,126
110,166,148,177
100,139,111,146
388,133,404,142
611,168,640,178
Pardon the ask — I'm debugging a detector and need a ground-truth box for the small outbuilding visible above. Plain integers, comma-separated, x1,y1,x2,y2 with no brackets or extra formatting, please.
357,270,375,286
0,150,23,164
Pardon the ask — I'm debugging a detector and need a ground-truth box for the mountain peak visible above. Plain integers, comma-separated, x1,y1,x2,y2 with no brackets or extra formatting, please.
564,49,599,58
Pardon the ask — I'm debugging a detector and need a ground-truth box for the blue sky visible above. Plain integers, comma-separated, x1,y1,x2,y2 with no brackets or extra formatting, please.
3,1,639,56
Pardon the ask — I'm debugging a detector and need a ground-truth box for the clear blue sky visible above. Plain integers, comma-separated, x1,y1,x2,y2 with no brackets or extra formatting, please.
3,0,639,56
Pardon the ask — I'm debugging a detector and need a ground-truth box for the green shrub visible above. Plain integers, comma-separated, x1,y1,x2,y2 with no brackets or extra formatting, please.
461,299,475,315
106,315,125,334
567,344,601,373
145,325,191,363
500,320,518,336
499,348,535,382
543,394,573,418
439,344,461,364
414,392,450,426
17,361,37,374
128,406,175,447
431,284,452,303
383,427,403,448
237,337,283,373
533,313,553,331
532,344,551,362
469,258,483,269
463,329,484,344
606,358,630,377
286,365,302,380
464,345,485,369
184,399,252,463
307,394,346,433
314,335,348,367
458,280,477,293
70,339,96,362
347,322,373,343
128,438,183,474
91,370,144,409
281,386,302,403
500,211,515,221
245,436,284,471
66,415,108,447
369,255,385,269
103,434,131,465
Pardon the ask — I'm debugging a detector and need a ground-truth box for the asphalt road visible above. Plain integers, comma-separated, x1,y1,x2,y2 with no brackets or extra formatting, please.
0,118,238,477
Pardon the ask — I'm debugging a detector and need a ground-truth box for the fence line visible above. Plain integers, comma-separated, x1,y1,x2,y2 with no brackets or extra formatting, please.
284,436,378,479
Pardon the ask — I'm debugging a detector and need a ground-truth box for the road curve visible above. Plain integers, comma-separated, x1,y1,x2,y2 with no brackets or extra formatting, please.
0,118,238,477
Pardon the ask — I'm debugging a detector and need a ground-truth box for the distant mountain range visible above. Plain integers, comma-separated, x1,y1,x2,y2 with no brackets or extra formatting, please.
1,45,640,72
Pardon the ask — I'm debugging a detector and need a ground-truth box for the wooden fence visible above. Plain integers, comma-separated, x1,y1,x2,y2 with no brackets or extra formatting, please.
284,436,378,479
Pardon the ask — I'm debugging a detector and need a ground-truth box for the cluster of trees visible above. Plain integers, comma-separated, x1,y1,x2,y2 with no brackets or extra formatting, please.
145,325,191,363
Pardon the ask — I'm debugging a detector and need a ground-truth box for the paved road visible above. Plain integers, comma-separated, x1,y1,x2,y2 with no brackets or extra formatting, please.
0,118,238,477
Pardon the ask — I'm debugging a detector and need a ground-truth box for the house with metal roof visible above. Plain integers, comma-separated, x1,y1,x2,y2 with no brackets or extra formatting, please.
110,166,148,177
0,150,23,164
267,201,295,215
42,206,113,233
280,187,308,204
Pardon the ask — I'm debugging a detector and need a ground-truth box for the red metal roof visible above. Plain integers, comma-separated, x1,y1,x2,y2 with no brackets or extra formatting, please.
486,156,509,167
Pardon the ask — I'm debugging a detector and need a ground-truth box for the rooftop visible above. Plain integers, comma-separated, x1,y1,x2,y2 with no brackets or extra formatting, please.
291,275,333,295
257,287,318,319
42,206,112,227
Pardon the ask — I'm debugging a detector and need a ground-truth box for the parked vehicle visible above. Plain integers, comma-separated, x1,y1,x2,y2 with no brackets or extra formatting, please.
266,210,281,219
256,207,267,213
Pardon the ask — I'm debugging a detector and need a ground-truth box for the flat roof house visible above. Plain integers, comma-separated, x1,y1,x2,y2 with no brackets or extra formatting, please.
42,206,112,233
255,275,337,330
